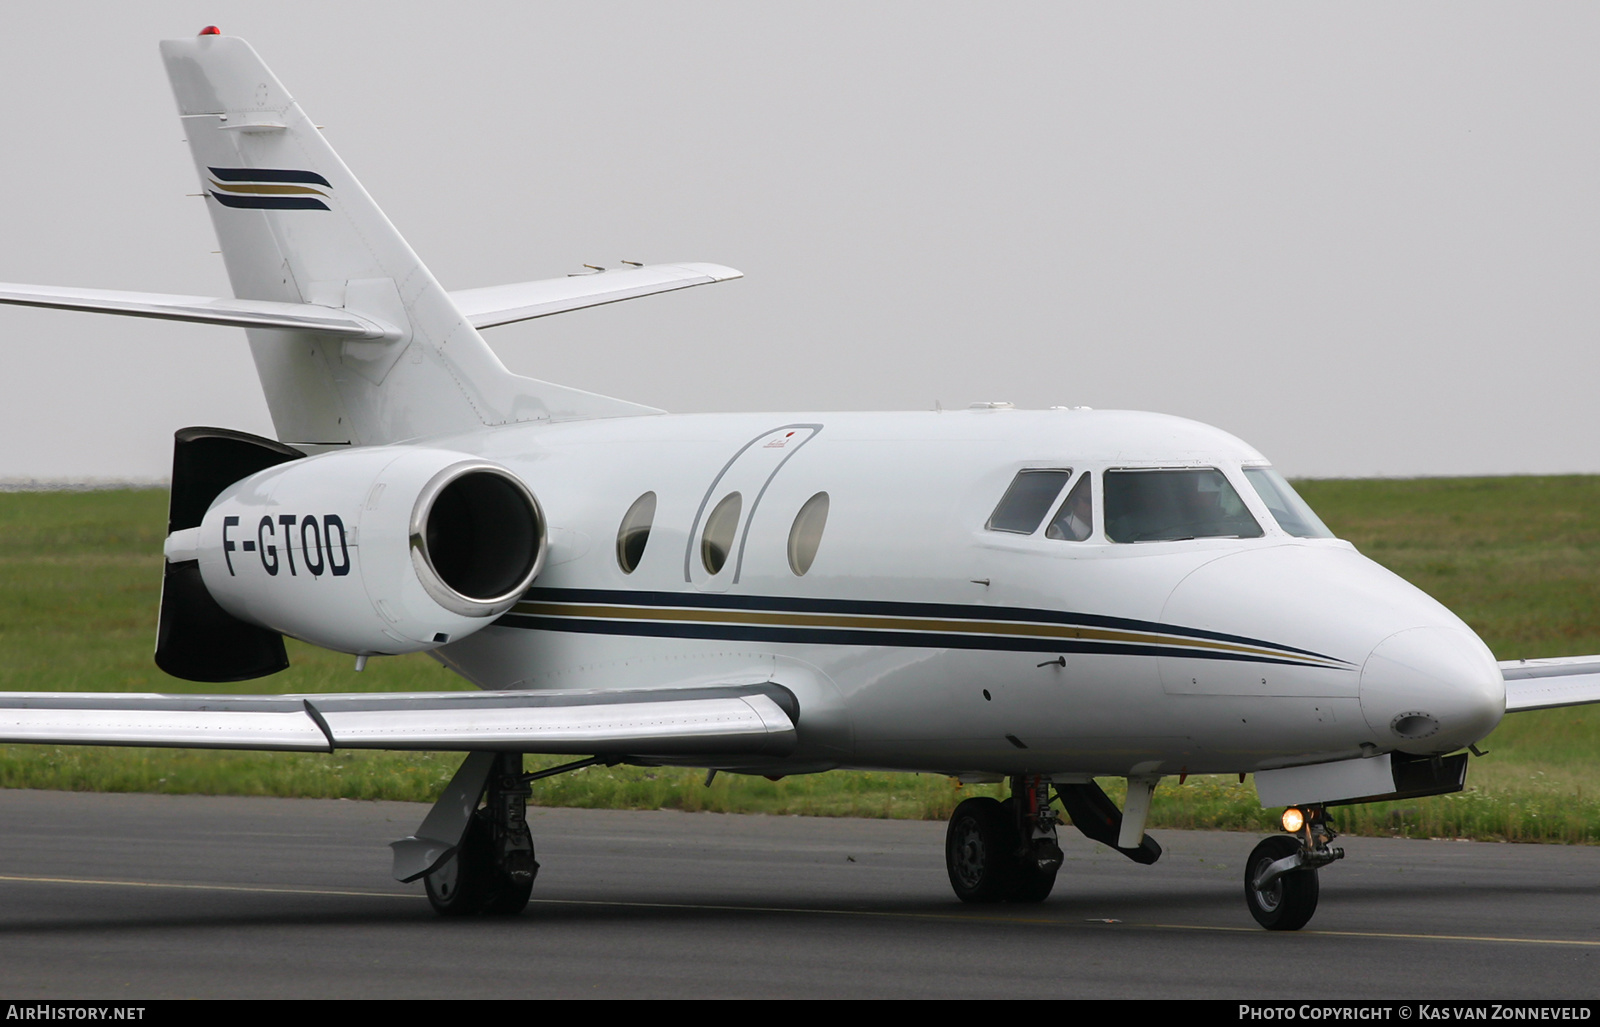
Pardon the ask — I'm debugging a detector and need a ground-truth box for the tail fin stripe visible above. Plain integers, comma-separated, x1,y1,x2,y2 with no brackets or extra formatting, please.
208,166,331,187
208,181,327,197
208,192,330,211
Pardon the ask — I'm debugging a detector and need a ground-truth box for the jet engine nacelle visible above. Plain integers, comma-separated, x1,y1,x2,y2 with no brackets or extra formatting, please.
189,447,546,656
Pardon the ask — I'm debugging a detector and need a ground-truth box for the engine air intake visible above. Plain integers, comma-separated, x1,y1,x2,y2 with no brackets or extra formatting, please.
411,463,545,617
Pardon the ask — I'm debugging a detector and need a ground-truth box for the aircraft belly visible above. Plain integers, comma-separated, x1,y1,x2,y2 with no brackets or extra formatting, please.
832,648,1214,771
438,628,1203,769
435,604,1379,774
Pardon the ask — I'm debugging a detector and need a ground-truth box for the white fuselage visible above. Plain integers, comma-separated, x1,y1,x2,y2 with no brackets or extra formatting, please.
401,406,1506,780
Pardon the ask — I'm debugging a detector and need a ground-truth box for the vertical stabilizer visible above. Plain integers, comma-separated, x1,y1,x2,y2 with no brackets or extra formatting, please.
160,33,656,448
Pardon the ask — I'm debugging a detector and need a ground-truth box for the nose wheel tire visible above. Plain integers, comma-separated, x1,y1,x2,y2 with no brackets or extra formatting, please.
1245,835,1319,931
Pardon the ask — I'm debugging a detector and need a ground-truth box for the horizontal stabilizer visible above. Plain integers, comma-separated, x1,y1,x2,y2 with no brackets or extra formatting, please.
0,683,798,757
1500,656,1600,712
451,263,742,329
0,282,401,340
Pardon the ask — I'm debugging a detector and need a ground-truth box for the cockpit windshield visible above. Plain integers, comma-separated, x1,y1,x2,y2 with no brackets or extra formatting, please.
1104,468,1264,543
1243,467,1335,539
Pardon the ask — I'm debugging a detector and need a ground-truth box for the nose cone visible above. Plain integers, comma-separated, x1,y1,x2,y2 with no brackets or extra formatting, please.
1360,626,1505,753
1161,544,1506,754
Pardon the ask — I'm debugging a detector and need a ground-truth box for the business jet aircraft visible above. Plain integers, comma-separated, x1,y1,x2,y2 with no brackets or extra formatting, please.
2,30,1597,930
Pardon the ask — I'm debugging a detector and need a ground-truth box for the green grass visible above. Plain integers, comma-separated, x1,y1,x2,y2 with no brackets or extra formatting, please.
1,480,1598,840
1296,476,1600,658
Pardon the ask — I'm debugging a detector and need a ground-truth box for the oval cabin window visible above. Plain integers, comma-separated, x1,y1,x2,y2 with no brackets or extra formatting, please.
787,492,829,576
615,491,657,573
701,492,742,575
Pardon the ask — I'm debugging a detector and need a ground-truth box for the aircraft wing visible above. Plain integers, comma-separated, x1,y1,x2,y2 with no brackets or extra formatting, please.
0,683,797,757
0,282,399,340
1499,656,1600,713
449,263,742,329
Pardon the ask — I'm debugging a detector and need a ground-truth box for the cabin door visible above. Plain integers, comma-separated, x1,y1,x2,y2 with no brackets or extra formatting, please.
685,423,822,592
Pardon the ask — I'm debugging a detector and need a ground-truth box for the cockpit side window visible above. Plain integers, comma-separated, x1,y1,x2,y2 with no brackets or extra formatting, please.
1045,472,1093,541
1104,468,1264,543
1243,467,1335,539
987,469,1071,534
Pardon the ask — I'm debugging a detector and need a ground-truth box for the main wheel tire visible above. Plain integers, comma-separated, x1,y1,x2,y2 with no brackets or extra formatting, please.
946,797,1016,903
1007,861,1059,903
480,826,537,917
997,798,1057,903
1244,835,1320,931
480,875,534,916
425,817,494,917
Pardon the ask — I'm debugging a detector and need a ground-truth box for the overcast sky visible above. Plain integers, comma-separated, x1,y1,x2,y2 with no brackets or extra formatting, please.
1,2,1596,480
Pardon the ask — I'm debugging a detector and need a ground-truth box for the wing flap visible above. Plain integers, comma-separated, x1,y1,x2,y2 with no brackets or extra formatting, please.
0,282,399,340
317,693,791,754
450,263,742,329
0,684,797,756
1500,656,1600,712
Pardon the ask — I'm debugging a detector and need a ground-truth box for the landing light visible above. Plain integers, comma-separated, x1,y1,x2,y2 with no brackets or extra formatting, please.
1281,807,1305,833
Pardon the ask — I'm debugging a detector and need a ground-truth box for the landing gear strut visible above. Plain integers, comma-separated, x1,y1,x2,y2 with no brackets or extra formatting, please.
1244,805,1343,931
945,775,1064,903
425,752,538,917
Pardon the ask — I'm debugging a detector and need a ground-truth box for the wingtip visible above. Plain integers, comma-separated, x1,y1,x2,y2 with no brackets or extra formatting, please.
676,262,744,282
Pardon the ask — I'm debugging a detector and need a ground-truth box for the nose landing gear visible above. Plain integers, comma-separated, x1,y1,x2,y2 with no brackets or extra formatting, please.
1244,805,1343,931
945,775,1064,903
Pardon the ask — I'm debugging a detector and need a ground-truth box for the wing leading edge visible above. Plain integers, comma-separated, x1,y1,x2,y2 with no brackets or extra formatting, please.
0,683,797,757
450,262,743,329
0,282,400,339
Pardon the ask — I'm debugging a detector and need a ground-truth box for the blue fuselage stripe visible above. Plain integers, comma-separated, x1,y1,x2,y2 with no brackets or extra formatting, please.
500,587,1350,667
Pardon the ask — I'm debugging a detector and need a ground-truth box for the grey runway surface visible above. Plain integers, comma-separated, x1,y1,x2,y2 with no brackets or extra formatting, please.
0,790,1595,999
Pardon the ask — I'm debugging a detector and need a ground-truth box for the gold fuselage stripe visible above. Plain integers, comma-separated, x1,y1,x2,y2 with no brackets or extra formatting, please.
208,179,328,196
511,601,1343,667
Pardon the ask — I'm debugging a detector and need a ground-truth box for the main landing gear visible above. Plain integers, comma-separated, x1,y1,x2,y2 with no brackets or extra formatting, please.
1244,805,1343,931
393,752,618,918
944,775,1165,905
425,752,539,916
946,776,1065,903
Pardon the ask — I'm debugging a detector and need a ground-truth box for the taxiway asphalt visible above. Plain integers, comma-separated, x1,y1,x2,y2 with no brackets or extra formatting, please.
0,790,1595,999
